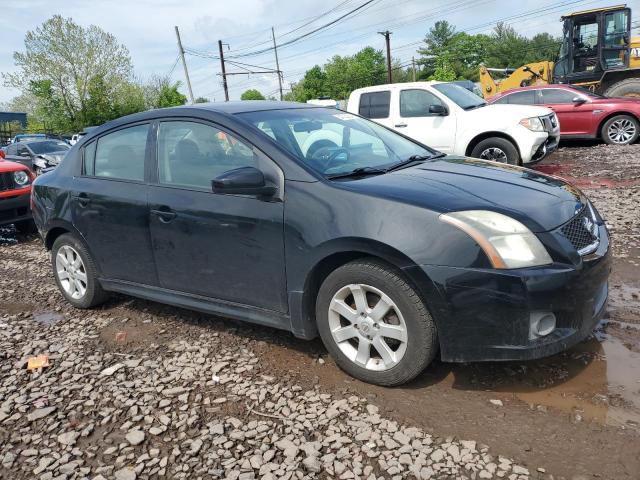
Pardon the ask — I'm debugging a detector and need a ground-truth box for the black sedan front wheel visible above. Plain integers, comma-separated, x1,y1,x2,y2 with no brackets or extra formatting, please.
316,259,438,386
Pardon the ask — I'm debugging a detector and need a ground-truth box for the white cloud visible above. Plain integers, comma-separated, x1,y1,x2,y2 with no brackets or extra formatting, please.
0,0,619,104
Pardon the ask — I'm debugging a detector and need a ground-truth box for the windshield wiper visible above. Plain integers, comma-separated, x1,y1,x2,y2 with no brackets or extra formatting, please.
386,153,444,172
464,103,487,110
326,166,387,180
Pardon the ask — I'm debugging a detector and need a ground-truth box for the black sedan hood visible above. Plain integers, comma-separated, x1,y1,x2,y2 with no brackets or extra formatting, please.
342,156,585,232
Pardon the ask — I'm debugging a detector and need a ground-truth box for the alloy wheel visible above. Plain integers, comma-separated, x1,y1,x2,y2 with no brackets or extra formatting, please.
55,245,88,300
479,147,508,163
328,283,408,371
607,119,636,144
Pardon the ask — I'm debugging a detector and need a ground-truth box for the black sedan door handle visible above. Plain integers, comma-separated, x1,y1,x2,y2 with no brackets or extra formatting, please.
76,193,90,207
151,208,177,223
395,123,408,128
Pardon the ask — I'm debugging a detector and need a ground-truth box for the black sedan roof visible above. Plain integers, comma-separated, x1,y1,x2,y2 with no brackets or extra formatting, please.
92,101,322,136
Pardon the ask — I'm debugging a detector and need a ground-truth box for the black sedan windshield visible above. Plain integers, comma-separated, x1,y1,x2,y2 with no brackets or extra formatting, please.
28,141,70,154
237,108,435,177
433,83,486,110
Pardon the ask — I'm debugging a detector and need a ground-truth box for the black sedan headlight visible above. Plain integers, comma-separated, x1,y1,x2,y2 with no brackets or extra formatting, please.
13,170,30,186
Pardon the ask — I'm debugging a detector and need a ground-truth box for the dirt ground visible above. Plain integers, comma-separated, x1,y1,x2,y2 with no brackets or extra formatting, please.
1,142,639,480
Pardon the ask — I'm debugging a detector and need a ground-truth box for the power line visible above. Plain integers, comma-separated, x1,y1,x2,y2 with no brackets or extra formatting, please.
226,0,380,59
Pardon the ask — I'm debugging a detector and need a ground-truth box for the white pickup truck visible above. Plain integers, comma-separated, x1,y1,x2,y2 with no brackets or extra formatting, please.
346,81,559,165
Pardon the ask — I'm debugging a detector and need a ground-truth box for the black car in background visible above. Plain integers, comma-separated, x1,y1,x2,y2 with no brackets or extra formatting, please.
4,139,71,174
31,102,610,386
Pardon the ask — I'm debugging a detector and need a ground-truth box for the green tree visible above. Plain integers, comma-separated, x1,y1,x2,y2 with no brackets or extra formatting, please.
142,75,187,109
240,89,266,100
324,47,387,99
4,15,135,132
194,96,210,103
417,20,456,78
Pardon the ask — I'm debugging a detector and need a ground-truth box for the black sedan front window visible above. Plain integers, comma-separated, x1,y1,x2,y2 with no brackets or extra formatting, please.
237,108,435,177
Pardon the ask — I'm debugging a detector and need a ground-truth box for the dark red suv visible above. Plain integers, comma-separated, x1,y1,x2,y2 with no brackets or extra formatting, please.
490,84,640,145
0,156,35,233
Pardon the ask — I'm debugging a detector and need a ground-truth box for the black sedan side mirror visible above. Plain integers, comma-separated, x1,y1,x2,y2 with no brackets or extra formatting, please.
429,104,447,115
212,166,276,197
572,96,586,105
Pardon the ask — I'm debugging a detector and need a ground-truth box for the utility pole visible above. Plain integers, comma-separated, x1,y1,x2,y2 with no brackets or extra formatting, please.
412,56,417,82
378,30,392,83
271,27,283,101
174,26,194,104
218,40,229,102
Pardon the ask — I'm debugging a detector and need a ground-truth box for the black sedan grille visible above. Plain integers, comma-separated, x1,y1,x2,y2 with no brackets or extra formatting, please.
0,172,15,192
561,206,599,254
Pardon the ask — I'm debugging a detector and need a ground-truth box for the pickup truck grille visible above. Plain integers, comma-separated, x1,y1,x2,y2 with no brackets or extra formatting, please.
560,205,600,255
0,172,16,192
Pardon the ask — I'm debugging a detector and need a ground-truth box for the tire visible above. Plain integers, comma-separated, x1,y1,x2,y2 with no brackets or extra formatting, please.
470,137,521,165
51,233,109,308
603,78,640,98
600,114,639,145
15,220,36,234
316,259,438,386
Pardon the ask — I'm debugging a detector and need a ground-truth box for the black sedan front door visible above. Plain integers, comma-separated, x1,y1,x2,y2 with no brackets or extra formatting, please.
148,120,287,313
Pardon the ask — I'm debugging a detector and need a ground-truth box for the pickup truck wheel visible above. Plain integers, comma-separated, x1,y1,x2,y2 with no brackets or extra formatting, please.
51,233,109,309
470,137,520,165
316,259,438,386
601,115,639,145
15,220,36,234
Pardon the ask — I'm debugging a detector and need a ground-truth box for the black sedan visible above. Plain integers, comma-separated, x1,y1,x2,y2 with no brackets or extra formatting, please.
4,139,70,174
31,102,610,386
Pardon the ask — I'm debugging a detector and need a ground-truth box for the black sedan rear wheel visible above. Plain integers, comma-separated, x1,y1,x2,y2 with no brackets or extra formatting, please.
51,233,109,308
316,259,437,386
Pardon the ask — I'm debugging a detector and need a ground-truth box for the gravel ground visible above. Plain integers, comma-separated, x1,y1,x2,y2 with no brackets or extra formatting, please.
1,142,639,480
0,244,531,480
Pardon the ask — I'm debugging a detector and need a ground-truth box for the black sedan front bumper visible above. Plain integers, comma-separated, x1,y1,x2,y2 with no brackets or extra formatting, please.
407,225,611,363
0,192,32,227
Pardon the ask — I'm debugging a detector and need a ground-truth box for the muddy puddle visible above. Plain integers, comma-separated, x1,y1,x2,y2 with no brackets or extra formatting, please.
32,311,63,326
443,321,640,430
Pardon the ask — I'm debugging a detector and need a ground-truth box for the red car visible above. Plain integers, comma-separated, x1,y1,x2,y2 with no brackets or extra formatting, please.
489,84,640,145
0,156,35,233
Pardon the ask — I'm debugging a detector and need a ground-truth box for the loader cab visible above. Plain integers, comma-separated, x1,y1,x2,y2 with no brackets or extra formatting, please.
553,6,631,84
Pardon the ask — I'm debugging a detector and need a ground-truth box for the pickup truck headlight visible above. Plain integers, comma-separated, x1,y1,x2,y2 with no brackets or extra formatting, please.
13,170,30,186
519,117,545,132
440,210,552,269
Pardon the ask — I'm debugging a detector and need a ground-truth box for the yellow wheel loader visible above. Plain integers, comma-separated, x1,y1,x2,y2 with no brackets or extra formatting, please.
480,5,640,98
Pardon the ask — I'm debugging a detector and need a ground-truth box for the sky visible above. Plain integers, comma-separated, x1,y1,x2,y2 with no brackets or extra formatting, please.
0,0,627,104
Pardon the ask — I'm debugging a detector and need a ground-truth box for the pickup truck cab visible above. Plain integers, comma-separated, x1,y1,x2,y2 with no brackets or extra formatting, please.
347,81,560,165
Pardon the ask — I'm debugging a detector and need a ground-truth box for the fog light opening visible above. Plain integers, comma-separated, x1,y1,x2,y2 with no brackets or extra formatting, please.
529,312,556,340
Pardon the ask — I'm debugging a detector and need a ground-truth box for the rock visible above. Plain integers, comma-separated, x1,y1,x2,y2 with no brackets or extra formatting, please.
393,431,410,445
27,406,56,422
489,399,504,407
126,430,145,446
302,456,322,472
57,431,80,446
21,449,38,457
114,467,137,480
101,363,125,376
512,465,529,475
190,439,203,455
430,449,445,462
